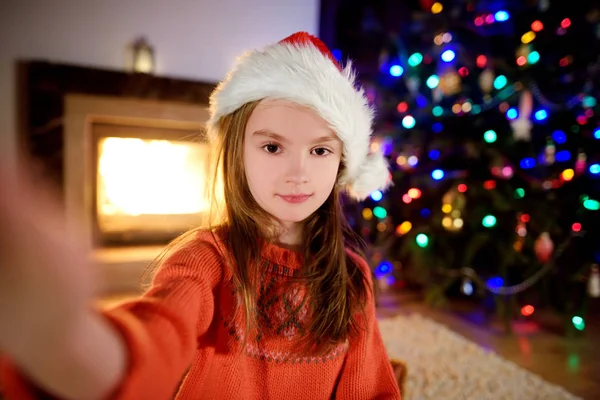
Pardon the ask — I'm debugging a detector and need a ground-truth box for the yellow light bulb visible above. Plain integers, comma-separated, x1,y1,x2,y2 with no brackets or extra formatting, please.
562,169,575,181
521,31,536,44
396,221,413,236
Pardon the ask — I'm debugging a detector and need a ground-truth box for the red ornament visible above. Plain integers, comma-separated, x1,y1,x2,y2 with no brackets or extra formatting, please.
534,232,554,263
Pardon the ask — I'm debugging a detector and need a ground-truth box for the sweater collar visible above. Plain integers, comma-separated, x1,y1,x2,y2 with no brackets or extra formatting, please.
260,239,304,270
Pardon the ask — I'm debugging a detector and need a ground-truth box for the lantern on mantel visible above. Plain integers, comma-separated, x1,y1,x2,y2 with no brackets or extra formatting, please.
132,37,155,74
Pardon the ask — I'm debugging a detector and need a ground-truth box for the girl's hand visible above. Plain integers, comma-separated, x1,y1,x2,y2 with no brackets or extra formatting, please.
0,164,97,358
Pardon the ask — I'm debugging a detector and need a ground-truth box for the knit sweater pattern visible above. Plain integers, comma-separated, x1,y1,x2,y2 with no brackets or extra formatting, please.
1,231,401,399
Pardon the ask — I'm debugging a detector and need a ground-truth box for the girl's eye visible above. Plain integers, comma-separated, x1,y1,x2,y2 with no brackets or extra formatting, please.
312,147,331,156
263,144,281,154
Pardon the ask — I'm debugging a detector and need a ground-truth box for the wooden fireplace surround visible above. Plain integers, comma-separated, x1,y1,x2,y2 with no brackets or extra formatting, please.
16,61,216,192
16,61,217,293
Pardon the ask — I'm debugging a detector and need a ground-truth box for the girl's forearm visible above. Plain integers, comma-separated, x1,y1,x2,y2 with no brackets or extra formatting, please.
15,311,127,400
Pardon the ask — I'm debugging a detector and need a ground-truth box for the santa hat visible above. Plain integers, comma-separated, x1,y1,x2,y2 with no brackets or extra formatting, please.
207,32,391,201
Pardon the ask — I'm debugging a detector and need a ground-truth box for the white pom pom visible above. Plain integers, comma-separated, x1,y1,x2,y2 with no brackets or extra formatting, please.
346,151,392,201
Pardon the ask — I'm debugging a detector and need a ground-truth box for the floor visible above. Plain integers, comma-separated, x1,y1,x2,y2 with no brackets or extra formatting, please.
375,289,600,400
99,289,600,400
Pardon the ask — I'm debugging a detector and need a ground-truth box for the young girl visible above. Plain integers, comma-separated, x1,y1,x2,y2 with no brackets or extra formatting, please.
0,32,400,399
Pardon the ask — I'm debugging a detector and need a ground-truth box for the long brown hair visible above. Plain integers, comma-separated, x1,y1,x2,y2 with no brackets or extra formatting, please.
143,101,371,355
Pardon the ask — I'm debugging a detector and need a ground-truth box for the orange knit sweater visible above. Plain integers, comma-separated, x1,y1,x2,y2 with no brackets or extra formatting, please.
1,231,401,399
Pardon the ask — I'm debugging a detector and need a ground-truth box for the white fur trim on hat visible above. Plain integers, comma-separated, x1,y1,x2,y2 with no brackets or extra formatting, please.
207,32,391,201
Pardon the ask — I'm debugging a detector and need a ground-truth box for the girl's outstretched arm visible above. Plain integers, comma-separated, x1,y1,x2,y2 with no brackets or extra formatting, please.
0,166,221,399
0,165,126,399
1,312,127,400
2,239,220,400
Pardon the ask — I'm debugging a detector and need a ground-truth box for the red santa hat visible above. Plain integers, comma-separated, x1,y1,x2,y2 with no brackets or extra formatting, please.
207,32,391,201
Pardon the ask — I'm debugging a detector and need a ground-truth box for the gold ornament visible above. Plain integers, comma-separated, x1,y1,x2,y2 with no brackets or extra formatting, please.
442,188,466,211
441,187,466,231
439,68,462,96
479,68,495,93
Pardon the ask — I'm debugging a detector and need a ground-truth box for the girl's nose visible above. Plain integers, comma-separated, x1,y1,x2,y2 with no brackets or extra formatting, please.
284,152,309,184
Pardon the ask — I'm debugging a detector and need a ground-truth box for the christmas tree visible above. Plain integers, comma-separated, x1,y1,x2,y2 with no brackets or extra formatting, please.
331,0,600,333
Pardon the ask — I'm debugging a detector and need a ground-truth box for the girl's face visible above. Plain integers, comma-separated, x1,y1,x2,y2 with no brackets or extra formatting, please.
243,99,342,230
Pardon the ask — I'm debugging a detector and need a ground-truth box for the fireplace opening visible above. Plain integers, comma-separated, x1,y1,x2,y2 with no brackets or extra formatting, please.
92,123,210,247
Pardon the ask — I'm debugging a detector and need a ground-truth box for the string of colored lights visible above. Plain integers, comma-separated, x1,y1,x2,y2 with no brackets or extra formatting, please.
489,149,597,191
432,230,582,296
381,139,600,203
395,79,589,120
529,82,588,111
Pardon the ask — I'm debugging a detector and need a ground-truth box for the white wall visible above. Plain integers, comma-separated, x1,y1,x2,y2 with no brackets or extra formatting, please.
0,0,319,168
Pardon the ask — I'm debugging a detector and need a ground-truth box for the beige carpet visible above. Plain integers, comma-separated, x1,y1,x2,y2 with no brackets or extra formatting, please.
379,314,581,400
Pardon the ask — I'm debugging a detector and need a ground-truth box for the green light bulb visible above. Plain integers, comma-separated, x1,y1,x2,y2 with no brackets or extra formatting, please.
484,130,497,143
482,215,497,228
416,233,429,248
572,316,585,331
373,206,388,219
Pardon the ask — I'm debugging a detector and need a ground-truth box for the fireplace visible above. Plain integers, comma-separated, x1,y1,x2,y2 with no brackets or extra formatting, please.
18,61,216,293
93,122,210,246
63,94,212,292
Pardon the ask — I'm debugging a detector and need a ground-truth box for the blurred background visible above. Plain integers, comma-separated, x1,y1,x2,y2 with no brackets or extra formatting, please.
332,0,600,338
1,0,599,398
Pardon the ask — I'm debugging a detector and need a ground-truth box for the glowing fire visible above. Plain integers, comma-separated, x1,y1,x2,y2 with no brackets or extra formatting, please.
97,137,209,218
